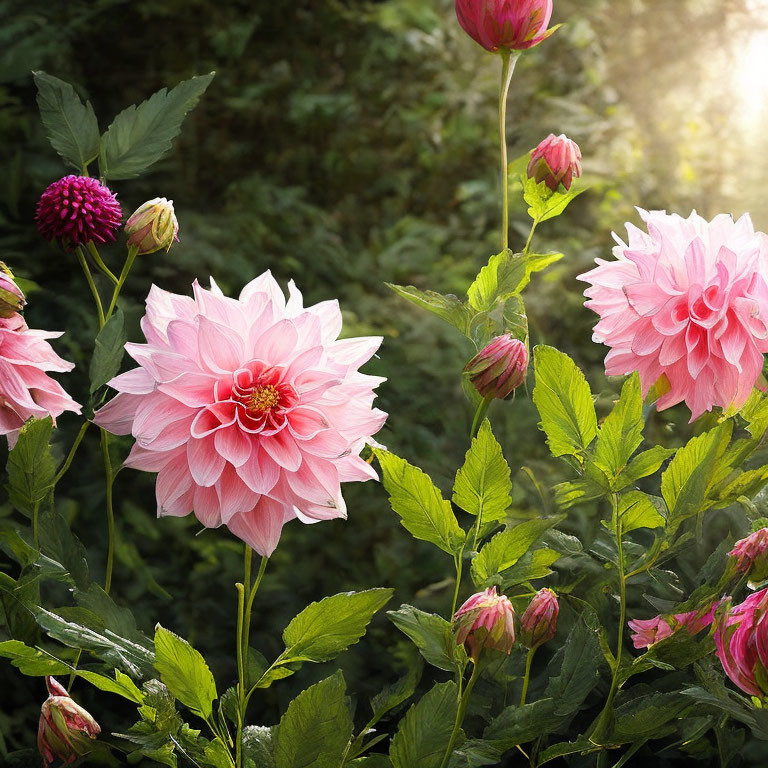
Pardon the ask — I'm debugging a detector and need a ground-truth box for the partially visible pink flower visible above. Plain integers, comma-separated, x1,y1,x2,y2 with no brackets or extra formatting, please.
453,586,516,661
38,676,100,767
455,0,556,52
94,272,387,556
465,334,528,400
579,210,768,421
628,604,717,650
36,175,122,248
0,313,81,446
0,263,25,318
730,529,768,583
527,134,582,192
714,590,768,697
520,588,558,648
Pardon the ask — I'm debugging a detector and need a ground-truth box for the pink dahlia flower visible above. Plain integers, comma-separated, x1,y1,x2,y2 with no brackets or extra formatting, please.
0,314,81,445
94,272,387,556
628,604,717,650
455,0,555,52
527,133,582,192
579,210,768,420
729,528,768,583
453,586,516,660
520,587,558,648
36,175,122,248
714,589,768,697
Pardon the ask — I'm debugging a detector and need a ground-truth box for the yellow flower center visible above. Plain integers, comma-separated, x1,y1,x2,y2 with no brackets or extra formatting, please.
248,384,280,415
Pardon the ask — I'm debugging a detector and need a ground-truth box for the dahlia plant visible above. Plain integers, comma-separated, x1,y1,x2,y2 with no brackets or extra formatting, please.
5,4,768,768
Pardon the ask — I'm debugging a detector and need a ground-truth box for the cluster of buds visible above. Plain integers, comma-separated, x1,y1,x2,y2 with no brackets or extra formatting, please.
453,587,517,661
628,604,717,650
38,677,100,767
520,588,559,649
728,528,768,585
527,134,582,192
465,334,528,400
455,0,556,53
0,262,25,318
715,589,768,698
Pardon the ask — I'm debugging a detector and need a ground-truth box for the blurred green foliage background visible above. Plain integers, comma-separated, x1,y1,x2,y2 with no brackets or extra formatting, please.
2,0,768,762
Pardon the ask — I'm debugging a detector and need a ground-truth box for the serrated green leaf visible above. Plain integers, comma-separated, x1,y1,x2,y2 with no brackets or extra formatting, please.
242,726,276,768
532,346,597,461
89,309,127,393
99,73,215,179
387,284,471,335
484,698,558,749
612,692,688,743
78,668,144,703
370,657,423,723
501,547,561,587
470,517,564,587
390,681,458,768
6,417,55,518
282,588,393,663
522,175,587,223
604,491,665,534
33,71,100,171
453,420,511,525
387,605,466,673
615,446,675,490
273,671,352,768
154,625,217,719
0,639,69,676
38,508,89,589
376,450,465,555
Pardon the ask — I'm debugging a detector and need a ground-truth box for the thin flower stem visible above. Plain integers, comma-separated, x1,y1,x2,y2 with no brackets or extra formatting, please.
106,245,139,321
498,51,519,252
470,395,492,440
53,421,90,486
451,551,464,619
100,428,116,595
242,555,268,670
235,581,246,768
523,218,539,256
439,662,480,768
520,647,536,706
86,241,119,285
76,247,105,328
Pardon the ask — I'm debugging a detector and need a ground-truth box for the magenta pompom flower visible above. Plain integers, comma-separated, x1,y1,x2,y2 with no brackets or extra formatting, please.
527,133,582,192
453,586,516,661
0,313,81,446
455,0,555,53
579,210,768,421
94,272,387,557
36,175,123,248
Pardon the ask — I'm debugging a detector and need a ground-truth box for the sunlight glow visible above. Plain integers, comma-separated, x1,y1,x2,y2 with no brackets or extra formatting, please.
734,2,768,131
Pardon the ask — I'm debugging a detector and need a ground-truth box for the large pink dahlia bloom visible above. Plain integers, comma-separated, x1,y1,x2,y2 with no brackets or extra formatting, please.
579,210,768,420
94,273,387,556
0,314,81,445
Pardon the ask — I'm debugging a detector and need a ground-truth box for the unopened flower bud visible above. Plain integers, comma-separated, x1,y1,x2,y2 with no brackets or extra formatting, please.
465,334,528,400
527,134,582,192
38,676,100,767
729,528,768,585
455,0,556,53
125,197,179,254
520,588,558,648
0,263,25,318
453,586,516,662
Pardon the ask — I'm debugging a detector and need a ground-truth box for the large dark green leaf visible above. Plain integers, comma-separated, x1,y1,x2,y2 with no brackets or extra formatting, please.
6,417,55,518
0,639,69,676
89,309,127,393
387,284,471,335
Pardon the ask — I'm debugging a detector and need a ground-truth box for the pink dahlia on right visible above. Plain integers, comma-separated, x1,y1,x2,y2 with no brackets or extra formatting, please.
94,272,387,556
579,210,768,420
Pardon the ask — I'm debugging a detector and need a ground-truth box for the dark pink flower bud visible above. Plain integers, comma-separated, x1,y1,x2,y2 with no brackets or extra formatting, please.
527,134,582,191
38,677,100,767
729,528,768,584
0,262,25,319
36,175,122,248
520,588,558,648
714,590,768,697
455,0,555,53
453,586,516,661
464,334,528,400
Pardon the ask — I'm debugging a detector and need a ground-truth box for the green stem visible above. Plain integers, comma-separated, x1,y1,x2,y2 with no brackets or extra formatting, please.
439,663,480,768
523,218,539,256
235,580,246,768
520,647,536,706
32,501,40,549
451,551,464,618
100,429,116,595
242,556,268,670
53,421,90,486
498,51,519,252
470,395,493,440
86,241,119,285
76,247,105,328
106,245,139,321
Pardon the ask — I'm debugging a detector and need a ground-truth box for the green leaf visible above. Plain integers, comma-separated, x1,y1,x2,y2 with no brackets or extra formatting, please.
6,417,56,518
522,175,587,223
78,669,145,703
536,736,598,765
532,346,597,461
242,726,276,768
501,547,561,587
281,588,393,663
370,657,423,723
612,692,688,743
376,450,465,555
390,681,458,768
0,639,69,676
89,309,127,393
38,508,89,589
453,420,511,524
387,284,471,335
33,71,100,171
592,373,644,480
99,73,215,179
616,446,675,490
470,517,565,587
387,605,466,673
154,625,217,719
484,698,558,749
273,671,353,768
661,422,733,534
605,491,665,534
